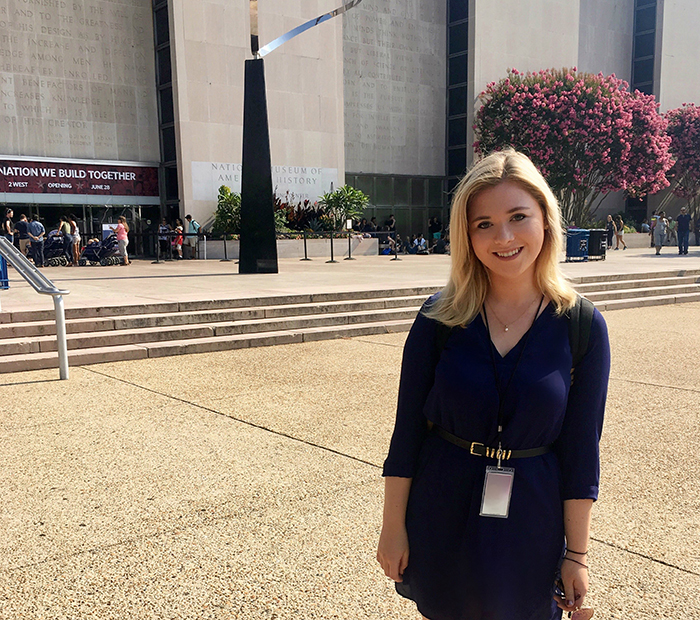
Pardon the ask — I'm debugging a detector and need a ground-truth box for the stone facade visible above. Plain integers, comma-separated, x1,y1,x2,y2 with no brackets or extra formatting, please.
0,0,159,163
342,0,446,177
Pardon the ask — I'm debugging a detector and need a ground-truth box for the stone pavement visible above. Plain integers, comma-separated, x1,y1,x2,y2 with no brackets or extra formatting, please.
1,245,699,315
0,299,699,618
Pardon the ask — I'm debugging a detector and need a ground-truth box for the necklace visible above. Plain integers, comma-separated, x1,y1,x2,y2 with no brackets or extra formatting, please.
485,295,542,332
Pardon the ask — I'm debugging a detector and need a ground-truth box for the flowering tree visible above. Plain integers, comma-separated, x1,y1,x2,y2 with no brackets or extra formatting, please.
474,68,673,225
665,104,700,220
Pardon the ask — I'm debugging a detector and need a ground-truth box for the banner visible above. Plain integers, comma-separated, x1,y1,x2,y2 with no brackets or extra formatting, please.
0,160,159,198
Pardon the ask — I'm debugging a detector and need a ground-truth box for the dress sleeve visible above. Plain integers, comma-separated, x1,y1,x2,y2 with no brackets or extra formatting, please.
382,303,440,478
554,308,611,501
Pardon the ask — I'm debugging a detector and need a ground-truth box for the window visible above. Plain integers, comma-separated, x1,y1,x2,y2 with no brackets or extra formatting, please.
635,6,656,32
161,126,177,163
633,58,654,84
634,32,654,59
159,87,174,124
449,22,468,55
157,48,172,84
411,179,426,206
449,55,467,85
375,177,393,205
448,149,466,177
449,0,468,22
449,86,467,116
154,6,170,46
448,118,467,147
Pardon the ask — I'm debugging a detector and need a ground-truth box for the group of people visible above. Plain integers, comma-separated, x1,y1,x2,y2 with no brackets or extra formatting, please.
157,215,200,259
604,214,627,250
1,208,131,267
649,206,693,255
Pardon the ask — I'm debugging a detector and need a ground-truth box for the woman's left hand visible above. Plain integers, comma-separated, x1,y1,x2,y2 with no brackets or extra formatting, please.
554,557,588,612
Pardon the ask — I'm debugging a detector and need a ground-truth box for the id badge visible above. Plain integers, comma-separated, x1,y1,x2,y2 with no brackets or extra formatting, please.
479,466,515,518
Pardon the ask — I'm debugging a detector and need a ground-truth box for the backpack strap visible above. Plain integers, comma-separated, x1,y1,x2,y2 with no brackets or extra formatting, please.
568,295,595,377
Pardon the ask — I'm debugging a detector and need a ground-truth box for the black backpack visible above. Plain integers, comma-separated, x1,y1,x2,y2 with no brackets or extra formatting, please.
433,295,595,379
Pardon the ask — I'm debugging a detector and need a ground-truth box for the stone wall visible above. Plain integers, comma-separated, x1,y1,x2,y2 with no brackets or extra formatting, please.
0,0,159,162
343,0,446,177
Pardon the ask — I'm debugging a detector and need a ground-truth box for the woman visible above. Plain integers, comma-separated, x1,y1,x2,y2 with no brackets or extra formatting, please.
58,215,73,265
111,216,130,265
172,221,184,259
68,214,81,265
377,150,610,620
653,211,667,255
605,214,616,249
614,216,627,250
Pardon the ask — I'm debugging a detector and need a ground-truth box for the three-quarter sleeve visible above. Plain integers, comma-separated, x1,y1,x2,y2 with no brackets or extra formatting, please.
554,309,611,500
382,303,440,478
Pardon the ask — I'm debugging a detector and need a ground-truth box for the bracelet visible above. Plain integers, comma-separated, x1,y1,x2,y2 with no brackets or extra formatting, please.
563,556,588,570
565,548,588,556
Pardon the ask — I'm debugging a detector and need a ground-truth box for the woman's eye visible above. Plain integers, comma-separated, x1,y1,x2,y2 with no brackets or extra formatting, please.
512,213,526,221
477,221,491,229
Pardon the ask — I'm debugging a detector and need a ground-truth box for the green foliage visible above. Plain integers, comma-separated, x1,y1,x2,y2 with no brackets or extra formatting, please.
213,186,241,235
319,185,370,231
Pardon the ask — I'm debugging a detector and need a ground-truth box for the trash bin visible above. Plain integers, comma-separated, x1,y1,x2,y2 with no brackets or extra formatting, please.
587,229,606,260
566,229,589,262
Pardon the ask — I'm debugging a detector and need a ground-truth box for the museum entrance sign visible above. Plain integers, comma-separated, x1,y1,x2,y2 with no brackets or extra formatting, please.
0,158,159,204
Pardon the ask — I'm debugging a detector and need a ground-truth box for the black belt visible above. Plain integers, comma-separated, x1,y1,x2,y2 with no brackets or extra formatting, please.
434,426,552,461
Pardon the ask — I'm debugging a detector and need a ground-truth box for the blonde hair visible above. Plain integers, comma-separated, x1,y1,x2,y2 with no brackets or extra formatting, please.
118,216,129,233
426,149,577,327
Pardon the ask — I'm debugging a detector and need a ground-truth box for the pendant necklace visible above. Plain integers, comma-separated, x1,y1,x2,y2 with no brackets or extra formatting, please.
485,295,542,332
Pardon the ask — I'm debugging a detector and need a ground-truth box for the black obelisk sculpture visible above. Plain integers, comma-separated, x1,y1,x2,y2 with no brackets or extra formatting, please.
239,57,278,274
239,0,363,274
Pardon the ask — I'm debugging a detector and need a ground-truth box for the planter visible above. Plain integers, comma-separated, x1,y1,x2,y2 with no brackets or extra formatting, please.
204,237,379,260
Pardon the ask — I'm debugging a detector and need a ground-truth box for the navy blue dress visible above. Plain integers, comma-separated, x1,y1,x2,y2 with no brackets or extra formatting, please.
383,299,610,620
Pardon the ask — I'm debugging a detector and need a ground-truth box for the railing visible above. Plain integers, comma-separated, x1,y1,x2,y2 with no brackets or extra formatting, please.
0,237,70,380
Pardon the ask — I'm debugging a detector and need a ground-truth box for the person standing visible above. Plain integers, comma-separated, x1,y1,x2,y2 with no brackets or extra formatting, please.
14,214,30,256
653,211,667,255
28,214,46,268
667,216,677,245
605,214,615,249
68,214,81,266
3,208,14,242
378,149,610,620
111,216,130,265
676,207,691,255
57,215,73,265
184,214,200,259
614,216,627,250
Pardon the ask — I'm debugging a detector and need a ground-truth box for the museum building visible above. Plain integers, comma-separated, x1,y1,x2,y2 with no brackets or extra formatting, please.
0,0,699,242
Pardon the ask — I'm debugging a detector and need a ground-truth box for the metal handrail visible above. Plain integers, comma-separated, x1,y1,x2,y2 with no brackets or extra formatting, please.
0,237,70,380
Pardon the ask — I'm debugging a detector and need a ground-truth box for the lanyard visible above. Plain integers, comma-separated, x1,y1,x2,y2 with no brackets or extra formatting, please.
482,295,544,465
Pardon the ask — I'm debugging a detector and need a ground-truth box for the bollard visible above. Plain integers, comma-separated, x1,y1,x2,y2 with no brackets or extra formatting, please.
326,230,338,263
300,229,312,261
344,231,355,260
221,234,232,262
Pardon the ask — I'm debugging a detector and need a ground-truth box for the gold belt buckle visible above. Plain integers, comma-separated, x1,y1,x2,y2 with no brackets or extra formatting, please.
470,442,484,456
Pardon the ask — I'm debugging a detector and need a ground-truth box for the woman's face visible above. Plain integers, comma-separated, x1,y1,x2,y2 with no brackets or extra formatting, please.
467,181,546,284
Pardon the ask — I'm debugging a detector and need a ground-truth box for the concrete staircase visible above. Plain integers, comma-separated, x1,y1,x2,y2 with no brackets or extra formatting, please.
2,269,699,373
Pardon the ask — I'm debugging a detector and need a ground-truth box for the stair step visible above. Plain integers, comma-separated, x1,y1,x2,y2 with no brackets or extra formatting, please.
574,275,699,293
0,318,416,372
584,284,700,302
569,268,700,285
595,291,700,311
0,307,422,355
0,286,439,325
0,296,428,339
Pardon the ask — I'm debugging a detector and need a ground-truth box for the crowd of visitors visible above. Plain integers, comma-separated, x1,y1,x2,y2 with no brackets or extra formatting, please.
1,209,204,267
353,214,450,255
650,207,694,255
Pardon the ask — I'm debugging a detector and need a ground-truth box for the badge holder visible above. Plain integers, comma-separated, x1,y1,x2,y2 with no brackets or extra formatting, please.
479,462,514,518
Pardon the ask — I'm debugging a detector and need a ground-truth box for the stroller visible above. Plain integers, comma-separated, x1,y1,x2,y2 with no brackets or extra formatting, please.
44,231,71,266
79,232,122,266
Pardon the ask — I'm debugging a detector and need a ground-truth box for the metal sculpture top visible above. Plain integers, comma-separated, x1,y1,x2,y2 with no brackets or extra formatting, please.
250,0,363,58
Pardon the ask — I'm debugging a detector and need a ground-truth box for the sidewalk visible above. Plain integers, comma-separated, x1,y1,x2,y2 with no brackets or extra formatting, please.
0,300,698,618
2,246,699,315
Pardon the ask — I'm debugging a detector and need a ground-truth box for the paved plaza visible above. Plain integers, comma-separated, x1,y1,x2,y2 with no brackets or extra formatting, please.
0,250,699,619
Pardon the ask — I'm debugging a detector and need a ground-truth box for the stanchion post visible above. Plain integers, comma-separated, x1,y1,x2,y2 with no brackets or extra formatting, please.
326,230,338,263
344,218,355,261
300,229,312,261
221,233,232,262
391,230,401,261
